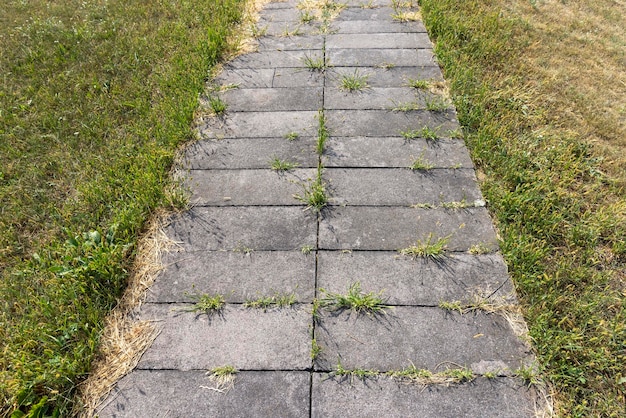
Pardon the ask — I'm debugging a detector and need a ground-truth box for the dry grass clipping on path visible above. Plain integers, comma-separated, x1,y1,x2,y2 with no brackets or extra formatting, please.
75,214,176,417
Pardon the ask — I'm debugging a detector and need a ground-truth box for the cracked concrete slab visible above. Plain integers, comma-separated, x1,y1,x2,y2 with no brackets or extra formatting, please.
137,304,312,371
182,137,318,169
185,168,316,206
225,49,322,69
326,66,443,87
317,251,514,305
318,206,499,251
324,87,426,110
311,375,537,418
99,370,310,418
313,306,532,372
166,206,317,251
213,67,324,88
324,168,483,206
323,137,473,168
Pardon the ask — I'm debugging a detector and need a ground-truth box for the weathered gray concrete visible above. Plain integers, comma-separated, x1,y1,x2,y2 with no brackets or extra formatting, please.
185,168,316,206
137,304,311,370
324,137,473,168
324,168,483,206
220,87,323,111
319,207,499,251
314,306,531,372
327,47,436,67
317,251,514,305
148,250,316,303
199,110,318,139
326,66,443,87
311,375,537,418
99,371,310,418
183,137,318,169
325,109,460,137
166,206,317,251
98,1,540,416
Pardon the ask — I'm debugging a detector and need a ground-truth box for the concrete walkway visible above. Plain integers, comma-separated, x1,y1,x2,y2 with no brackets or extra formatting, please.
99,0,540,416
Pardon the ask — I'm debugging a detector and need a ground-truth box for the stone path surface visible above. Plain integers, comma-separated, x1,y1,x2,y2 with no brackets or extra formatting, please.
99,0,541,416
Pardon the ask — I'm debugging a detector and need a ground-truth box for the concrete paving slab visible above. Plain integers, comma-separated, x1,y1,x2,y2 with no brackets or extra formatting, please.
330,19,427,34
99,370,310,418
328,47,436,67
220,87,323,111
327,66,443,87
326,33,432,49
166,206,317,251
198,111,317,139
264,0,299,9
262,21,323,37
324,87,430,110
334,7,397,21
226,49,322,69
324,137,473,168
183,137,318,169
342,0,393,8
314,306,531,372
213,67,324,88
185,168,316,206
147,250,316,303
137,304,311,370
325,109,460,137
317,251,514,305
311,375,537,418
324,168,483,206
318,207,499,251
257,34,324,51
258,7,304,23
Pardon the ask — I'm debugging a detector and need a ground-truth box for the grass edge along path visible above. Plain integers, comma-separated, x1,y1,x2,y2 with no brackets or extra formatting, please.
418,0,626,415
0,0,250,416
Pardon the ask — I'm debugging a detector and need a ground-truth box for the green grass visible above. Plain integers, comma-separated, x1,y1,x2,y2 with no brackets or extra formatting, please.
293,169,328,212
398,233,450,260
407,78,431,89
339,70,370,92
410,155,434,171
244,292,297,311
0,0,246,415
400,126,439,141
185,293,226,315
419,0,626,414
319,282,390,315
270,157,299,171
303,54,326,71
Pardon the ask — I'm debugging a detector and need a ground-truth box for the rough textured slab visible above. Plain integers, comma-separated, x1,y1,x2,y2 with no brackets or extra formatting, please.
221,87,323,111
186,168,316,206
325,168,482,206
226,49,322,69
148,250,316,303
324,87,425,110
318,207,499,251
213,67,324,88
330,19,427,34
137,304,311,370
257,34,324,51
166,206,317,251
327,66,443,88
325,109,460,138
183,137,318,169
326,33,432,49
199,111,317,139
317,251,514,305
99,371,310,418
324,137,473,168
311,375,537,418
328,48,435,67
334,7,397,21
314,306,531,372
258,7,304,22
342,0,390,7
262,21,323,37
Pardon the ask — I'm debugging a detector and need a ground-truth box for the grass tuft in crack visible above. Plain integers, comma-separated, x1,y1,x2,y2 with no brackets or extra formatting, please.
185,293,226,315
399,233,450,260
270,157,299,171
401,126,440,141
244,292,296,311
339,70,370,92
319,282,390,315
